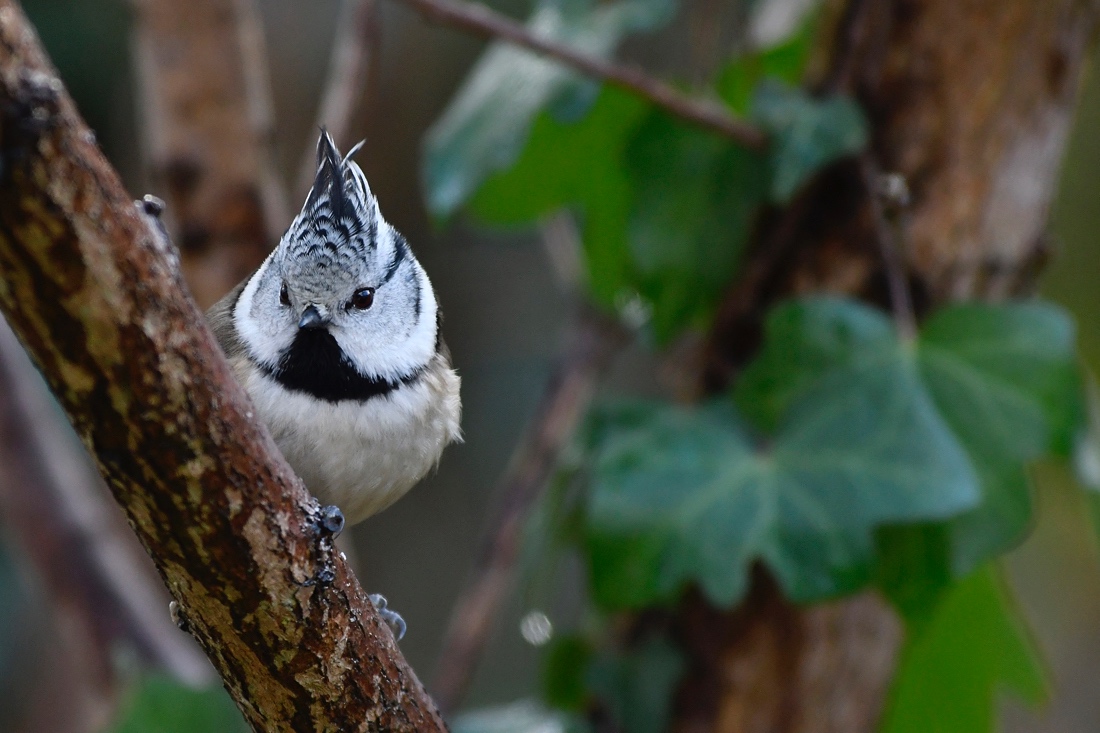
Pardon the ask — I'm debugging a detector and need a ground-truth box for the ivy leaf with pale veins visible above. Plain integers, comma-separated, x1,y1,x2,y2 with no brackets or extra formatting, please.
750,81,868,203
423,0,673,218
737,298,1082,577
585,391,978,609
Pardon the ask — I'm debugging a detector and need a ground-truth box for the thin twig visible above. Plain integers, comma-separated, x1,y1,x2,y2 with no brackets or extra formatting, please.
392,0,769,149
860,155,917,339
432,307,628,713
296,0,381,199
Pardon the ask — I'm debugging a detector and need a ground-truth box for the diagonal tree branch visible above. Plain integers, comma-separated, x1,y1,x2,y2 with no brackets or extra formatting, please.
390,0,769,149
0,3,445,730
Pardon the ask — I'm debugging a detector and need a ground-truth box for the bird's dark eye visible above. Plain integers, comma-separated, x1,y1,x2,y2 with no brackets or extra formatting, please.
279,283,290,306
349,287,375,310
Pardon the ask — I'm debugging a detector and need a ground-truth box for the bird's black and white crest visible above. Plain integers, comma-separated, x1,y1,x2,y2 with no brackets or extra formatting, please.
230,130,439,400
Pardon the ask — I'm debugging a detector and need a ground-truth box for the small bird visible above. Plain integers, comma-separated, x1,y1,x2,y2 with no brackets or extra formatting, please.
207,131,461,533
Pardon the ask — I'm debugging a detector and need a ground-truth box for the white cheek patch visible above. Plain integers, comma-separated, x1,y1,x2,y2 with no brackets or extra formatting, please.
335,260,439,382
235,255,296,368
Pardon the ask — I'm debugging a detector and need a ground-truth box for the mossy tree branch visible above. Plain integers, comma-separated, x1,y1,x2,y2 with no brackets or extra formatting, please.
0,3,446,730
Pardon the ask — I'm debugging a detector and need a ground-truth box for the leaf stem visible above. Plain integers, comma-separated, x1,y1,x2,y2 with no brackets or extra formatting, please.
390,0,769,149
861,155,918,340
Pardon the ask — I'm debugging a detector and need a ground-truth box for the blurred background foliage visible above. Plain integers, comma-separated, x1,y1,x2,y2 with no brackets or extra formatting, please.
0,0,1099,731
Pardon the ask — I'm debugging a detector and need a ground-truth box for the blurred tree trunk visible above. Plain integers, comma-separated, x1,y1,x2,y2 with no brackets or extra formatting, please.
132,0,288,310
679,1,1100,732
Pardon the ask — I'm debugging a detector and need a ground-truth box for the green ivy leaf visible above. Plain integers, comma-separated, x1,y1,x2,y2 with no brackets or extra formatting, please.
108,676,248,733
452,700,590,733
919,303,1081,571
586,637,685,733
750,82,868,203
881,566,1046,733
624,110,770,341
585,394,978,609
716,16,817,114
874,524,954,631
737,298,1082,576
542,635,593,711
471,87,648,305
423,0,673,218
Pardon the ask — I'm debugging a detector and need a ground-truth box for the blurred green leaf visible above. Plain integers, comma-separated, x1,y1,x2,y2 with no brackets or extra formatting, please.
585,391,978,609
587,637,684,733
108,676,248,733
474,88,771,340
471,87,648,305
542,635,593,711
919,303,1081,572
881,565,1046,733
750,81,867,202
737,298,1082,576
424,0,674,218
452,700,590,733
716,17,817,114
624,110,770,340
874,524,954,630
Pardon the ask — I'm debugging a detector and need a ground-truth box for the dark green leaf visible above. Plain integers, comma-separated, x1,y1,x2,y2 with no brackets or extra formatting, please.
108,676,248,733
874,524,953,630
424,0,673,218
471,87,648,305
716,17,817,114
587,637,685,733
452,700,590,733
750,82,867,202
542,635,593,711
880,566,1046,733
918,303,1081,572
623,111,770,341
586,392,978,608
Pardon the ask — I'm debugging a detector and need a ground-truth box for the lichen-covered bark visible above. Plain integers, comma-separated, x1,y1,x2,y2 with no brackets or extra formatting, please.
0,3,446,730
685,1,1100,731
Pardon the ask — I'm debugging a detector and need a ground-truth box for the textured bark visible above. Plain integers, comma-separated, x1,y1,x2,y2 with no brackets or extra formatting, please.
132,0,288,310
681,1,1100,732
0,3,446,731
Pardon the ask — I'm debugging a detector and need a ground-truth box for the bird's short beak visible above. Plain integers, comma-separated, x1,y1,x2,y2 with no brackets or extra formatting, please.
298,305,328,330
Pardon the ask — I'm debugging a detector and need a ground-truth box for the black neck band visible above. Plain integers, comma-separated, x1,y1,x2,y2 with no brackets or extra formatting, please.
259,328,422,403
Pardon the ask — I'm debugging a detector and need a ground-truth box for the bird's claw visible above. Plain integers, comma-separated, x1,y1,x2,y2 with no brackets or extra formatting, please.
369,594,406,641
319,504,345,537
296,504,346,587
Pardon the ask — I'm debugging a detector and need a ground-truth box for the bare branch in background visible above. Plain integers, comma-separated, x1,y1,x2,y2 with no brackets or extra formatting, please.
391,0,769,149
0,3,446,728
132,0,290,309
433,306,628,713
296,0,381,200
